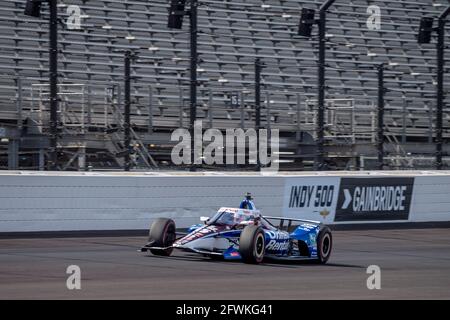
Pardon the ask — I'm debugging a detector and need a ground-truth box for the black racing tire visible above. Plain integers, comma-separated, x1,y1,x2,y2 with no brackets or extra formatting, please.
148,218,176,256
239,225,265,264
316,226,332,264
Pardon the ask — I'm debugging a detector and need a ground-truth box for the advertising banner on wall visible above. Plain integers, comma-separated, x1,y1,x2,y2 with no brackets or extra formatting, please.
334,177,415,222
283,177,341,222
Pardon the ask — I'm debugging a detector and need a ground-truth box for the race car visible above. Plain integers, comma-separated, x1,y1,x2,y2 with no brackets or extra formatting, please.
140,207,332,264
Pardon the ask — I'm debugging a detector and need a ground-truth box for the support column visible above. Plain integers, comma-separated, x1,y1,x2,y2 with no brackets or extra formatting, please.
124,51,131,171
39,149,45,171
377,64,385,171
8,139,19,170
78,144,86,171
49,0,58,170
189,0,198,171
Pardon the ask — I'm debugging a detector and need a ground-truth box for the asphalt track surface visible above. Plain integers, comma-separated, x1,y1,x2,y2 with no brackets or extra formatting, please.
1,228,449,299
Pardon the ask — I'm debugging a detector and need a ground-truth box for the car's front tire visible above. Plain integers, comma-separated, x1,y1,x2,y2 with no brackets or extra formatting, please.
148,218,176,256
316,226,332,264
239,225,265,264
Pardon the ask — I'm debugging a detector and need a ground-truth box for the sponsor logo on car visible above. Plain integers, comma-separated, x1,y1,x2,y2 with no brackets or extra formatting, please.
265,239,290,251
177,225,221,245
309,233,317,246
266,231,289,240
299,223,316,230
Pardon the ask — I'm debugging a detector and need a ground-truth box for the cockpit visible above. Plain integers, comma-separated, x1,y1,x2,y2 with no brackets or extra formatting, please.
210,208,257,227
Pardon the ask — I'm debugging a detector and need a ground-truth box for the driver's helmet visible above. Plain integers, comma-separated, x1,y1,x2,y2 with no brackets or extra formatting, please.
240,193,255,210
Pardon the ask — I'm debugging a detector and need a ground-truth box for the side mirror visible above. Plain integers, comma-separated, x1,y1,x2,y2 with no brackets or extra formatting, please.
200,216,209,224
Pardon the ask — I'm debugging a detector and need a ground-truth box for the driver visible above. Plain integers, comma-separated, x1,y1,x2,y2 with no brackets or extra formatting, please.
220,211,235,225
239,192,256,210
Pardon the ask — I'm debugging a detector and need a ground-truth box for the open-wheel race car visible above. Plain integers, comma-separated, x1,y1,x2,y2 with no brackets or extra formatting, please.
140,205,332,264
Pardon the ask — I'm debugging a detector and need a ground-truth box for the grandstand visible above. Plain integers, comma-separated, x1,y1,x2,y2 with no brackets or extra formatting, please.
0,0,449,170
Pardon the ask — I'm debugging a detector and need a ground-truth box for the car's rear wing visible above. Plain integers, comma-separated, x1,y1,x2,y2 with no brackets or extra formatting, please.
263,216,321,231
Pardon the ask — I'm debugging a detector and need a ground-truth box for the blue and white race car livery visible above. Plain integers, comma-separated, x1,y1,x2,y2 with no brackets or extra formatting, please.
140,205,332,264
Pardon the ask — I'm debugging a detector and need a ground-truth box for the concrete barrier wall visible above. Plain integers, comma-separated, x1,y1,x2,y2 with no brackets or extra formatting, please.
0,172,284,232
1,171,450,232
410,176,450,222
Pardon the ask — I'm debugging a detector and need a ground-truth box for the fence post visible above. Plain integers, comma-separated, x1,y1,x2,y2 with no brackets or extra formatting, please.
266,91,271,132
240,91,245,129
87,84,92,125
428,103,433,144
39,149,45,171
296,93,301,139
16,78,23,131
351,100,356,144
179,87,183,127
402,97,406,144
78,144,86,171
104,87,108,128
8,139,19,170
81,85,85,135
208,88,213,128
371,110,376,144
148,85,153,132
115,84,121,126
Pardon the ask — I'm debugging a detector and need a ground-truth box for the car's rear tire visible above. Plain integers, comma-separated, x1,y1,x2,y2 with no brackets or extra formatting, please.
148,218,176,256
316,226,332,264
239,225,265,264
